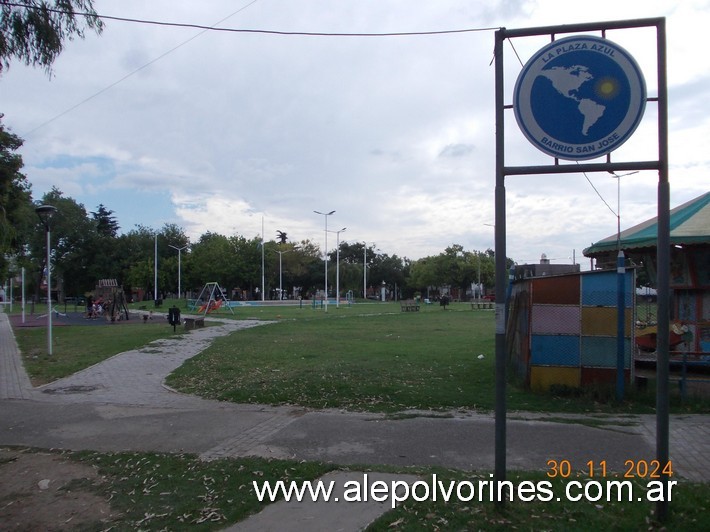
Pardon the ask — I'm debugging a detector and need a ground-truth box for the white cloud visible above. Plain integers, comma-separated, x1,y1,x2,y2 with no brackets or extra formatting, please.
2,0,708,264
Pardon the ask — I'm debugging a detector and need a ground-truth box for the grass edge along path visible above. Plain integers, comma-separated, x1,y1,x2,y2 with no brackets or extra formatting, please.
1,447,707,531
167,309,498,413
166,306,707,414
10,302,709,413
13,319,186,386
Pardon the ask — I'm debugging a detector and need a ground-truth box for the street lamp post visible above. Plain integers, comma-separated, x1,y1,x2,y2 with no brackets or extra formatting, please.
169,244,188,301
363,243,368,300
314,210,335,312
154,234,158,303
609,171,638,402
276,249,291,300
327,228,346,307
35,204,58,356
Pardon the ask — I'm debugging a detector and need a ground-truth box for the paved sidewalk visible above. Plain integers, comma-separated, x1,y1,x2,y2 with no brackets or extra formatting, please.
38,320,264,406
1,309,708,530
0,312,34,400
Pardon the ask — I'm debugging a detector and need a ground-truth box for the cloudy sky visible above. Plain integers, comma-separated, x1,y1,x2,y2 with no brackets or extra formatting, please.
2,0,709,266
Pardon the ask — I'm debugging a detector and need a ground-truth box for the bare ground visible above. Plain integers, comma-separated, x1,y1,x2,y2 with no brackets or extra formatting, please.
0,449,118,531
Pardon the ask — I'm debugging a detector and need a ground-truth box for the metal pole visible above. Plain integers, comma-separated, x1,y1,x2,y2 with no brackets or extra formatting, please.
154,235,158,302
261,217,265,302
494,28,507,499
324,217,328,312
314,211,335,312
169,245,188,301
336,229,345,307
21,267,25,324
616,250,626,401
363,244,367,299
616,172,624,402
328,228,346,307
46,226,53,356
655,17,671,522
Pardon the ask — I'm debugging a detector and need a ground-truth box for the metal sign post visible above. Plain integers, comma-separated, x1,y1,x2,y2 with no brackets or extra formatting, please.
494,18,670,519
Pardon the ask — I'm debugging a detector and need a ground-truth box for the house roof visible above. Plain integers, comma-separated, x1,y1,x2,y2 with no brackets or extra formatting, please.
583,191,710,257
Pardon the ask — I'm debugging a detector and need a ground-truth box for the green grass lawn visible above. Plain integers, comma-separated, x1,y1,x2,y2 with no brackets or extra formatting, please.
367,468,709,531
5,303,708,529
168,305,496,412
10,302,708,412
3,447,707,531
165,303,707,414
14,319,185,386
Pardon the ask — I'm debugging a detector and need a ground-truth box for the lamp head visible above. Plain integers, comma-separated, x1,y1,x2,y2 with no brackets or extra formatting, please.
35,204,58,227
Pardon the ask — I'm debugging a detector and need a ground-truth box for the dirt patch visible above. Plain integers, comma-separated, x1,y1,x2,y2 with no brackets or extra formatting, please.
0,449,119,531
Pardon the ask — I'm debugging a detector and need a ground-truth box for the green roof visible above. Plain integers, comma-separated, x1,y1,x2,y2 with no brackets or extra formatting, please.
583,191,710,256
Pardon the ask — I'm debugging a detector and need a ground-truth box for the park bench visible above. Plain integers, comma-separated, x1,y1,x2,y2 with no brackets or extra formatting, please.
471,299,494,310
400,300,420,312
183,317,205,330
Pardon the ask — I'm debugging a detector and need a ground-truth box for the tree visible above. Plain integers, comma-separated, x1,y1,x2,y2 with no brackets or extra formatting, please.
286,239,322,298
407,257,438,296
115,225,157,299
91,204,118,237
228,234,263,297
35,187,97,298
0,115,33,279
0,0,103,76
368,253,409,300
189,232,235,291
160,223,190,296
408,245,510,300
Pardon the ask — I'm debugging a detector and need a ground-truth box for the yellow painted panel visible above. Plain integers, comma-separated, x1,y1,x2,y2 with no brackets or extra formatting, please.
530,366,581,392
581,307,633,336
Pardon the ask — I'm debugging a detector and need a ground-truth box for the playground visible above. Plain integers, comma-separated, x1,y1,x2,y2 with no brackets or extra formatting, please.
10,278,133,327
7,309,168,329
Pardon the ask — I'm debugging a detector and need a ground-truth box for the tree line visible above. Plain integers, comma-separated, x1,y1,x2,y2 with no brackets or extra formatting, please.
1,122,505,303
1,3,509,303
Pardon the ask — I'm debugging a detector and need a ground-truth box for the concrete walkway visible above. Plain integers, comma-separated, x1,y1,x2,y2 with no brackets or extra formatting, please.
1,310,708,530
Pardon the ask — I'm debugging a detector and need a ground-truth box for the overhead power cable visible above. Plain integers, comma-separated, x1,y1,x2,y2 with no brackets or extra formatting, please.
17,0,262,136
11,1,501,136
2,2,499,37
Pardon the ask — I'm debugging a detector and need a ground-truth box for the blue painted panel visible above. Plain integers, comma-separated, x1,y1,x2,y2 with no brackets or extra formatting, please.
581,336,632,368
581,271,634,307
531,335,580,366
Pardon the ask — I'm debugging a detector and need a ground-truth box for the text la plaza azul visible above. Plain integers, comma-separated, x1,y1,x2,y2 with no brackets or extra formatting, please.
541,41,616,63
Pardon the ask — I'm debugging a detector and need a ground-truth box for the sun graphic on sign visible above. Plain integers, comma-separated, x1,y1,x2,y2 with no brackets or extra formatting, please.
594,77,620,100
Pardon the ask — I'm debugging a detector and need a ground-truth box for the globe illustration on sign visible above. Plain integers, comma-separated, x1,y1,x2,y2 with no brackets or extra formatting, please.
514,36,646,160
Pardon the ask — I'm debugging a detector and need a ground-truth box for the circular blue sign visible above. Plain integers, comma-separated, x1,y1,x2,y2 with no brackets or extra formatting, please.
514,35,646,161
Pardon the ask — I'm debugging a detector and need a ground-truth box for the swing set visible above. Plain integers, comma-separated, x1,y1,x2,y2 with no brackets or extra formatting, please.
190,282,234,316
